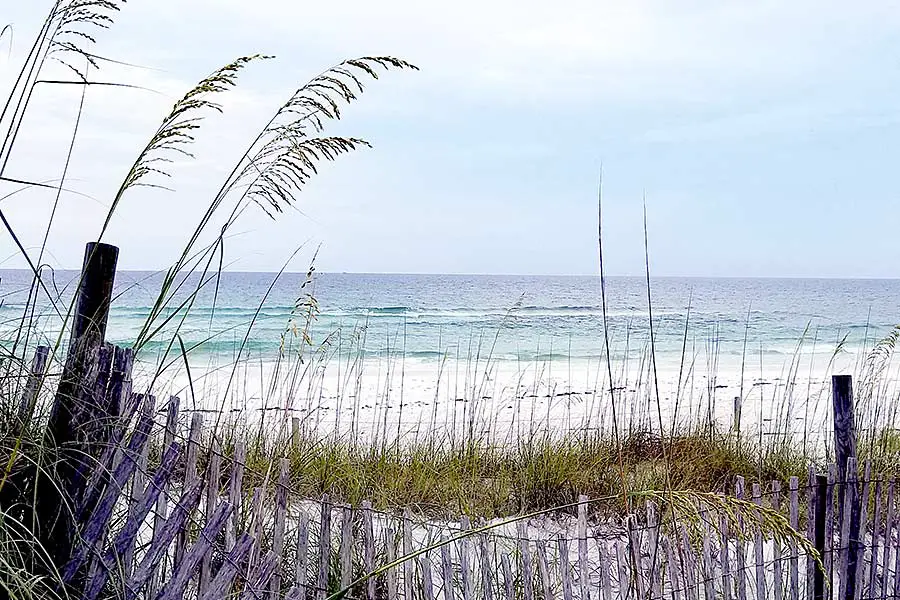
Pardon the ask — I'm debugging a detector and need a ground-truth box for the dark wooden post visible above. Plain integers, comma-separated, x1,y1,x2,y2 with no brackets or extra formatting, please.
39,242,119,568
832,375,857,495
833,374,854,530
47,242,119,444
832,375,860,600
813,474,828,600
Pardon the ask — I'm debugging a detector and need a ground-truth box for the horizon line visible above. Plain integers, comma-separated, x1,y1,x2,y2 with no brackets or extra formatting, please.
2,267,900,281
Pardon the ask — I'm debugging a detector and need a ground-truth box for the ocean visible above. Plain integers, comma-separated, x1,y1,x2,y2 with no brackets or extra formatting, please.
3,271,899,437
3,271,894,359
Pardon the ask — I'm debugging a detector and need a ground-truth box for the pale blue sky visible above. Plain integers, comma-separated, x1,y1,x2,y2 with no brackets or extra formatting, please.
3,2,900,276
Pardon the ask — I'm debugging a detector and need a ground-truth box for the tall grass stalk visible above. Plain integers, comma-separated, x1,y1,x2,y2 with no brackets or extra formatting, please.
0,2,416,594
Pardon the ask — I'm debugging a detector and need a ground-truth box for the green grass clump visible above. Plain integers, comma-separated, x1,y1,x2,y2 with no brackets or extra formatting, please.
214,422,833,519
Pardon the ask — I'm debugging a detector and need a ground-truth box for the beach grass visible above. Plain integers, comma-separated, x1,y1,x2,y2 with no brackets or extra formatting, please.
207,405,890,520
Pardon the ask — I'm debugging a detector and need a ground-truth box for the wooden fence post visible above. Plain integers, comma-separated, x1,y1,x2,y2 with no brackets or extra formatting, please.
48,242,119,446
832,376,857,512
39,241,119,569
832,375,861,600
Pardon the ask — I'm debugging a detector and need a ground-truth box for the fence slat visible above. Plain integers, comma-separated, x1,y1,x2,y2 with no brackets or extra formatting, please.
271,457,290,599
174,412,203,568
678,524,698,600
880,479,895,600
868,479,883,600
700,507,716,600
422,554,436,600
627,516,646,600
156,502,233,600
537,539,553,600
362,501,376,600
648,503,664,600
296,512,310,600
599,542,613,600
150,395,180,598
578,495,589,600
826,464,836,584
788,477,800,600
501,553,515,600
386,526,399,600
766,481,782,600
839,458,858,600
891,511,900,600
73,393,124,524
200,438,223,597
814,474,828,600
752,483,766,600
854,462,871,600
242,551,279,600
721,514,732,600
441,537,455,600
340,504,354,593
806,467,817,600
226,440,246,552
119,390,152,582
518,522,535,600
664,535,683,600
198,533,254,600
245,486,265,574
559,535,573,600
480,533,495,600
460,516,474,600
616,539,630,600
318,496,332,600
404,508,417,600
735,477,748,600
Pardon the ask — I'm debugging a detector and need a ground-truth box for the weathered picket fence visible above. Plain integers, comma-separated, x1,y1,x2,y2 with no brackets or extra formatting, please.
10,241,894,600
33,357,900,600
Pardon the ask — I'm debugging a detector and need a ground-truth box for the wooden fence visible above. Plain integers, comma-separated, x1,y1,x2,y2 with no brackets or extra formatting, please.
15,335,900,600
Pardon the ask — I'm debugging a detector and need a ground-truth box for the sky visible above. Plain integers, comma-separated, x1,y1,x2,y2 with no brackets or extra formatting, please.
2,1,900,276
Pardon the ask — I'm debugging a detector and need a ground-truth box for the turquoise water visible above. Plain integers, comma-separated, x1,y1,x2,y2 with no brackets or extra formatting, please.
1,270,898,368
